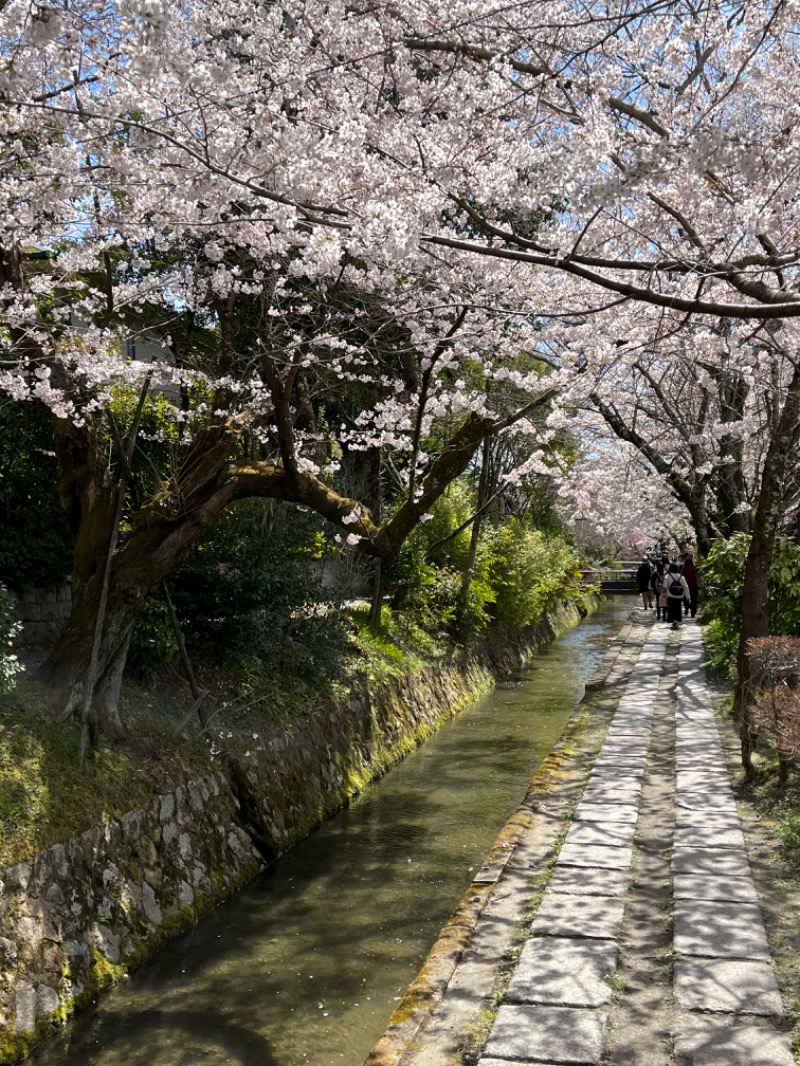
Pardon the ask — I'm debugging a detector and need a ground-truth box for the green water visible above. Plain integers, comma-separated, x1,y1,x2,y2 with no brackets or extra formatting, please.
31,600,631,1066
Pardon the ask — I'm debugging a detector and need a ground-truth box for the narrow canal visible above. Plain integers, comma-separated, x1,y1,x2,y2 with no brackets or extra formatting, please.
33,600,631,1066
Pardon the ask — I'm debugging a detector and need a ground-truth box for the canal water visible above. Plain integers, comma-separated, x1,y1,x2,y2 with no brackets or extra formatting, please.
32,599,632,1066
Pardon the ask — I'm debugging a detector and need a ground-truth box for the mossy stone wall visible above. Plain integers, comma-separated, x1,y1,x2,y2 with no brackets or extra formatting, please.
0,599,590,1063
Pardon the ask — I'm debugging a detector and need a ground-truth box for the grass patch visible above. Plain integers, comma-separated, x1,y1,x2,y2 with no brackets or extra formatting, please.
0,606,456,870
744,760,800,870
0,677,210,870
345,605,447,681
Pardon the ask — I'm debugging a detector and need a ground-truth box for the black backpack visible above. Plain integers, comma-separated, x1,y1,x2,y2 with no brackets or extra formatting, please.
668,576,684,598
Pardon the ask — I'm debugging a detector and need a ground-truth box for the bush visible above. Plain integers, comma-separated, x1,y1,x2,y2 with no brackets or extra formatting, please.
385,488,582,639
131,501,345,677
0,583,22,693
128,599,179,681
701,533,800,676
385,485,495,637
488,523,581,629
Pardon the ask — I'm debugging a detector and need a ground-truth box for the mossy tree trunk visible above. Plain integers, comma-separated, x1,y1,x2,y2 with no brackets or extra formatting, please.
38,409,510,739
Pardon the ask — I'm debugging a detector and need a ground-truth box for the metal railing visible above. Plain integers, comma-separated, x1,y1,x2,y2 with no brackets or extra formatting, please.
578,562,640,584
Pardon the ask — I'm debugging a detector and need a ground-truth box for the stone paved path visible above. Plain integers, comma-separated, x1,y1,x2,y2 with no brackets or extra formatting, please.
474,621,796,1066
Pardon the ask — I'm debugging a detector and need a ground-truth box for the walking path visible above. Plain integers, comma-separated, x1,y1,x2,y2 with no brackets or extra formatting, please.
372,614,798,1066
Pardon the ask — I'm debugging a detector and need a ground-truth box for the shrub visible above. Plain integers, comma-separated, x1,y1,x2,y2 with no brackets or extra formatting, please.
0,583,23,693
386,489,582,640
136,501,345,675
385,484,495,637
0,402,73,591
488,523,581,629
701,532,800,676
128,599,179,681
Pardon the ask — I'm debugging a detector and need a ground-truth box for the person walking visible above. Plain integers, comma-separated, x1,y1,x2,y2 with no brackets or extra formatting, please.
664,563,690,630
651,556,666,620
637,557,654,610
681,552,699,618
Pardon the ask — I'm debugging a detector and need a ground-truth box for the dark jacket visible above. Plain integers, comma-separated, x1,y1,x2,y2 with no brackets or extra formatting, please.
636,561,653,589
681,558,699,590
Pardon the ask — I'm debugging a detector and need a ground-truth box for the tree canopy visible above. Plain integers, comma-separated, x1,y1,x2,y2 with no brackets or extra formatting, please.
2,0,800,758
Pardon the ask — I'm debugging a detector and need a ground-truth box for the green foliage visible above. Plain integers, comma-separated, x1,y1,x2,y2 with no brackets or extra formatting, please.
0,402,73,591
394,559,463,635
386,483,494,636
0,583,22,693
345,604,446,683
701,533,800,675
229,651,344,722
0,680,209,870
768,537,800,634
349,611,419,680
488,523,582,629
702,617,740,677
128,599,178,681
779,806,800,865
133,501,346,678
385,486,581,640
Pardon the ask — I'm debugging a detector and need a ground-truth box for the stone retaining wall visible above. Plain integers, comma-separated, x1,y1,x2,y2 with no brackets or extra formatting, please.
8,588,72,648
0,599,590,1063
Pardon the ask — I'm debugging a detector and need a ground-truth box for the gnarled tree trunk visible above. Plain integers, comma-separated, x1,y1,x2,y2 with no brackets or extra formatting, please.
38,419,244,738
38,396,534,742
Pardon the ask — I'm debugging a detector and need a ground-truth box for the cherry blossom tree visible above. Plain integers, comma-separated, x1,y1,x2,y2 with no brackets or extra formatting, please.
557,426,695,557
548,311,800,552
3,0,800,765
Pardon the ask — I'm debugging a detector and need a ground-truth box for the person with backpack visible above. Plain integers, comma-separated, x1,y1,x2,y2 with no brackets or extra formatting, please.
664,562,690,630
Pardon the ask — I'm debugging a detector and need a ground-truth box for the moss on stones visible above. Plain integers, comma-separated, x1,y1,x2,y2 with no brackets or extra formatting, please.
1,596,599,1065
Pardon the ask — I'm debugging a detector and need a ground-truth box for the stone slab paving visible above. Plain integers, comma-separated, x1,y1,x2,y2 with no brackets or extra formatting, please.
605,726,652,738
544,866,629,898
672,845,752,877
675,808,742,831
591,749,648,764
673,899,773,959
674,958,784,1015
673,1021,796,1065
573,802,639,824
675,792,738,813
675,755,727,772
673,873,759,904
478,622,668,1066
672,624,791,1059
555,842,633,869
481,1059,563,1066
580,781,643,804
471,619,796,1066
505,937,618,1007
678,733,725,750
674,823,746,849
588,763,647,778
564,820,637,848
482,1004,608,1064
530,893,626,940
607,715,654,729
675,770,732,790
